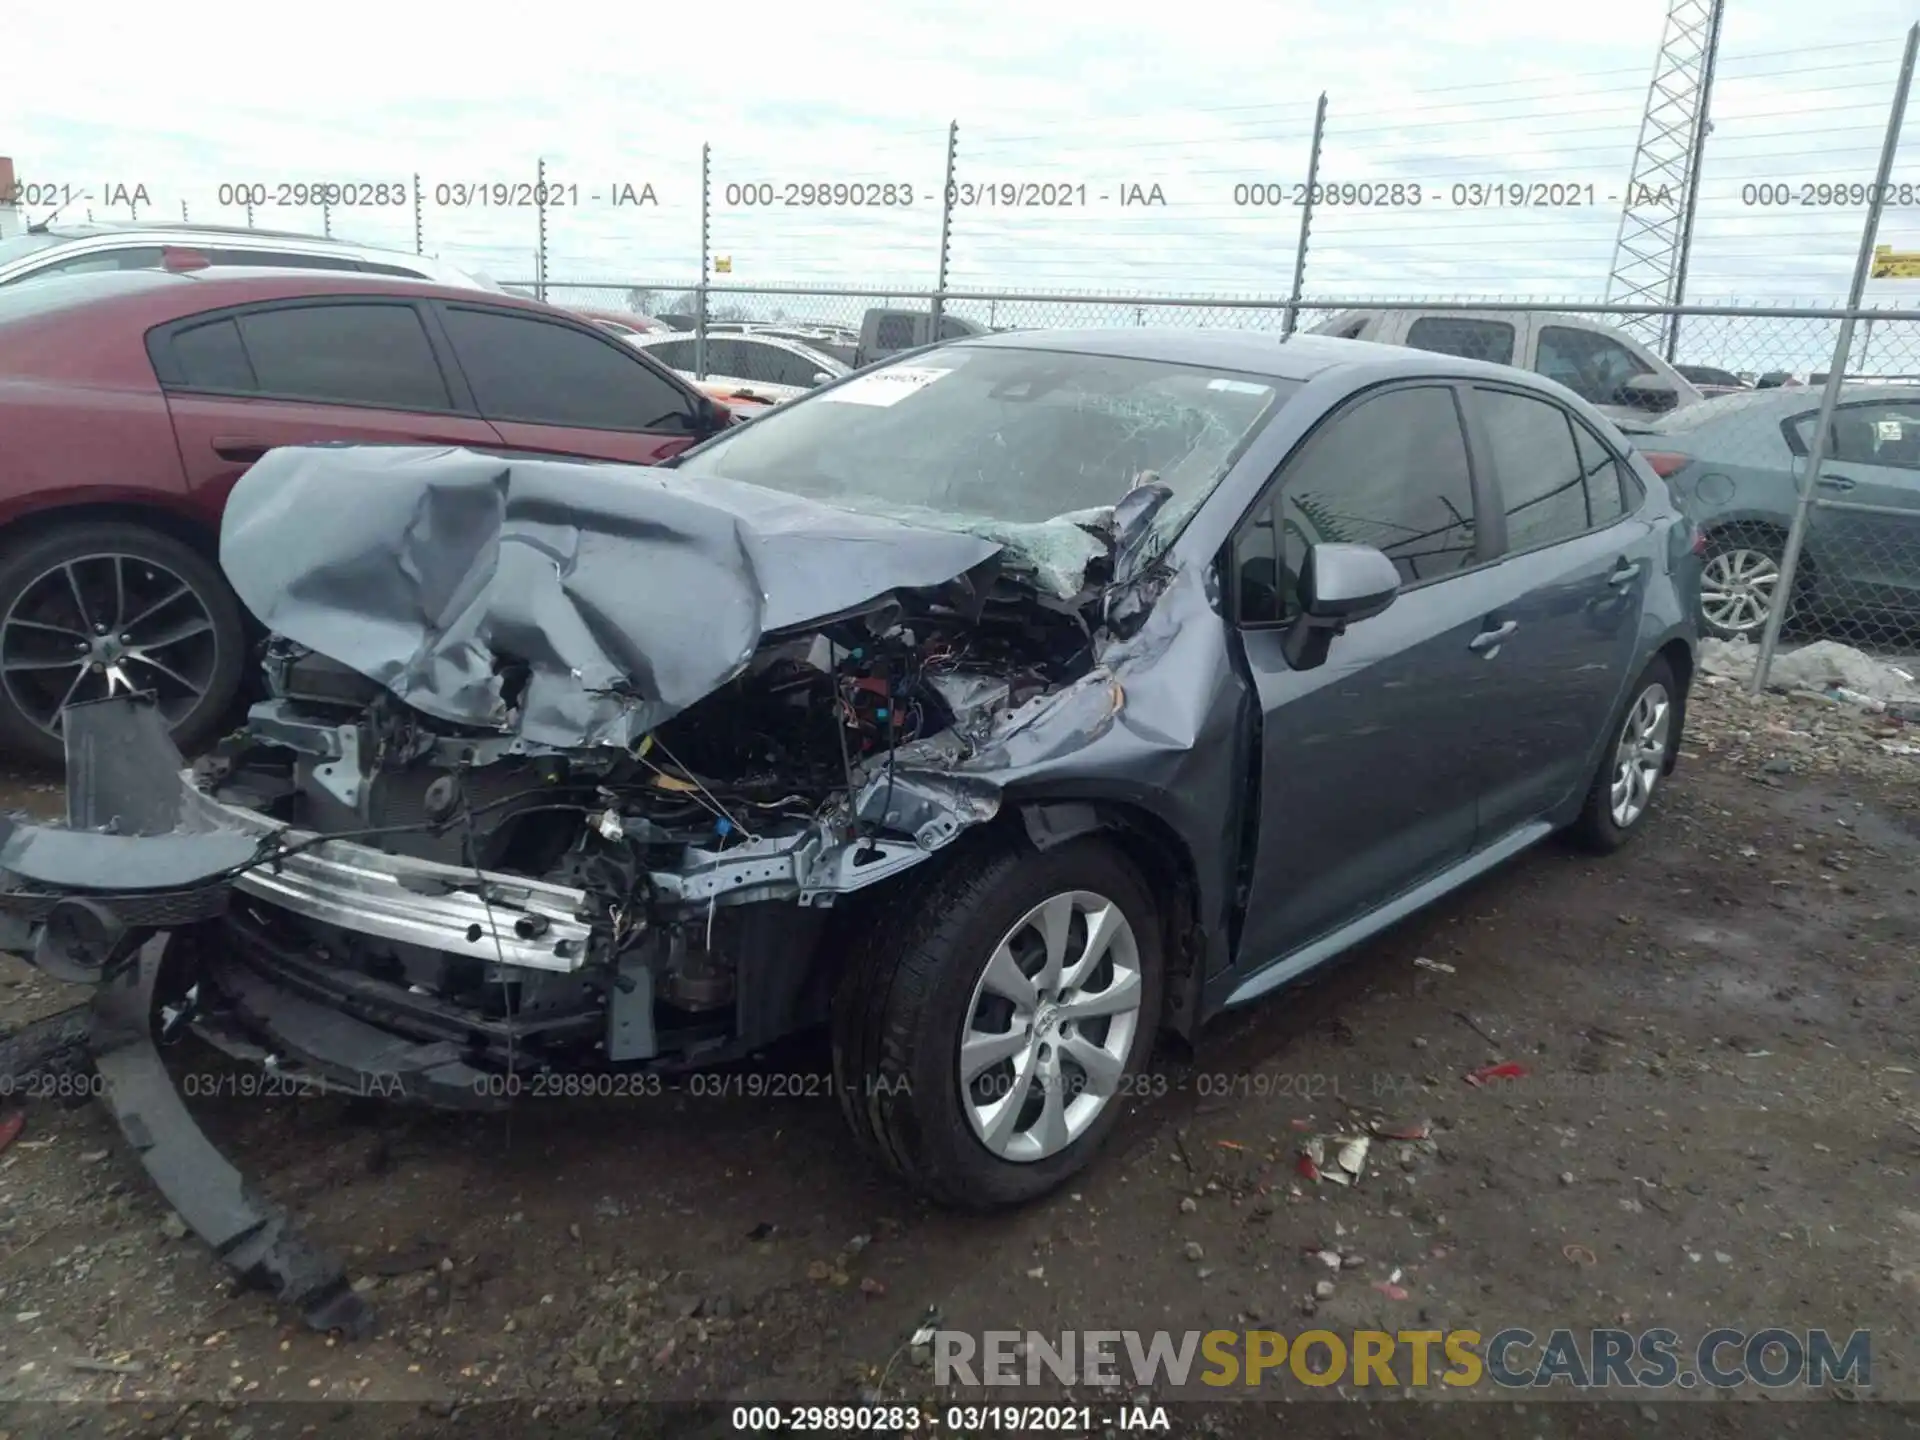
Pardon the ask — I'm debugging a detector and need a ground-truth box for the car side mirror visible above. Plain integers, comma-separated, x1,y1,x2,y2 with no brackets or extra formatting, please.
811,371,833,386
1283,542,1400,671
1619,374,1679,412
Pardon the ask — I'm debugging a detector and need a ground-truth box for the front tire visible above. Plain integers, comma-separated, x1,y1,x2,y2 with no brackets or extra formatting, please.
0,521,245,766
1569,655,1679,853
831,834,1164,1208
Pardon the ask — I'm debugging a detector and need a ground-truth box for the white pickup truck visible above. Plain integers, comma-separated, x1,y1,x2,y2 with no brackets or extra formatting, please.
1310,308,1705,422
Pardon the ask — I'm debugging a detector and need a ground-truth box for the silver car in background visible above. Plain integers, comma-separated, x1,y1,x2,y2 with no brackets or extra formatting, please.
0,222,498,291
625,330,851,404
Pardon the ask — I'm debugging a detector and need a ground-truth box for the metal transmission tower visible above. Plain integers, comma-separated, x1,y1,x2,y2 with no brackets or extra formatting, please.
1604,0,1726,354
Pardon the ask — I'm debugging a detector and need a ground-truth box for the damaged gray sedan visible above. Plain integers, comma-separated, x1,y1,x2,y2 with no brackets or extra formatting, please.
0,331,1697,1331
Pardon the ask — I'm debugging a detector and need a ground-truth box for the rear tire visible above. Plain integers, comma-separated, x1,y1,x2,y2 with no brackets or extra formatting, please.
0,521,245,766
1569,655,1680,854
831,834,1164,1209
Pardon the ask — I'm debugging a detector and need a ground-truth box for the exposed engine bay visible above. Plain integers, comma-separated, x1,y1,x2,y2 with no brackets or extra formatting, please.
175,559,1105,1079
0,444,1222,1335
0,448,1171,1098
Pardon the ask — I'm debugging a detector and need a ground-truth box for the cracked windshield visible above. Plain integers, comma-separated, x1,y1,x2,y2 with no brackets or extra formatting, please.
675,345,1291,531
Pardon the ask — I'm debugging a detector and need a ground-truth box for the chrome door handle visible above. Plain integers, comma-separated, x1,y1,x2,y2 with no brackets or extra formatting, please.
1608,559,1644,588
1469,620,1518,654
1818,474,1856,491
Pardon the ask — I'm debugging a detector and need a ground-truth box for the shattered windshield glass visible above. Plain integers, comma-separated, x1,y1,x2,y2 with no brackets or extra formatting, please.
673,344,1294,538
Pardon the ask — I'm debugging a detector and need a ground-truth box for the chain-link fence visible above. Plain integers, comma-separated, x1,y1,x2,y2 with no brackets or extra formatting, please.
534,280,1920,671
1737,321,1920,667
1618,319,1920,663
521,21,1919,679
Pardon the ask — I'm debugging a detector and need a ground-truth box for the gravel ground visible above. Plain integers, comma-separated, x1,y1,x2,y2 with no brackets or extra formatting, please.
0,673,1915,1429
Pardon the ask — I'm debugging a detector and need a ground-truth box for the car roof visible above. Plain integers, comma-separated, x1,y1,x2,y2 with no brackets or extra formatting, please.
1635,381,1920,433
633,330,841,362
0,265,571,328
956,326,1527,385
37,220,395,246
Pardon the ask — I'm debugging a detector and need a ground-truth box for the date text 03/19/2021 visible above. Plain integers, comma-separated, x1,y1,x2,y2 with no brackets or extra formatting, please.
1226,181,1657,208
728,1404,1170,1433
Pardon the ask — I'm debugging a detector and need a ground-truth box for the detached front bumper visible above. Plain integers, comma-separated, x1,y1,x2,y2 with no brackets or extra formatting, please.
0,734,597,985
0,695,618,1341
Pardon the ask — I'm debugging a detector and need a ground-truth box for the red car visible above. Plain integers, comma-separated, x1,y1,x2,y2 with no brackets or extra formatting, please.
0,266,740,763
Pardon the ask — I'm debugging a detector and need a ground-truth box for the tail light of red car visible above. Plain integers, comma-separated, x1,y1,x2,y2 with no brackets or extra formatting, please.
1638,450,1692,479
160,247,212,272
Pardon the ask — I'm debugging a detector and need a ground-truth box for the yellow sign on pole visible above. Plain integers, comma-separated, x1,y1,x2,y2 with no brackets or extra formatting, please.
714,255,733,274
1871,244,1920,279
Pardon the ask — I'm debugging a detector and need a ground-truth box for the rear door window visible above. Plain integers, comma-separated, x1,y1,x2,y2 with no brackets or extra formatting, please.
644,338,695,369
1406,316,1516,366
704,339,751,378
233,302,452,411
1475,387,1602,552
1791,399,1920,470
169,317,258,391
873,314,918,351
1573,417,1630,523
716,339,771,382
749,342,824,387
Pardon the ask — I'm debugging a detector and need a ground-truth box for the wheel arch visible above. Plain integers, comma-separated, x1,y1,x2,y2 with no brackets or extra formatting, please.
1700,513,1817,573
1010,796,1207,1042
1701,513,1790,543
0,498,221,568
1653,636,1694,775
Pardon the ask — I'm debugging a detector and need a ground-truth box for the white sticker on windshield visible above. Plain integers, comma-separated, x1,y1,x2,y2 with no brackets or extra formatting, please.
820,365,953,407
1877,419,1905,441
1207,377,1272,395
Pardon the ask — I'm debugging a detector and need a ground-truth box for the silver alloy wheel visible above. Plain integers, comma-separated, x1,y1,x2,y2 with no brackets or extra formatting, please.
1700,546,1780,635
959,890,1144,1164
1610,681,1672,830
0,553,220,738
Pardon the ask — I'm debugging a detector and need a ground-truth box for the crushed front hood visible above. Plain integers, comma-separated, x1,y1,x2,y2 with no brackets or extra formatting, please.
221,446,1005,749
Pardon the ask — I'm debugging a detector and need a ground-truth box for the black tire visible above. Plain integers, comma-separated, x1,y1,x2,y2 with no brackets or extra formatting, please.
0,521,245,766
831,833,1164,1209
1569,654,1680,854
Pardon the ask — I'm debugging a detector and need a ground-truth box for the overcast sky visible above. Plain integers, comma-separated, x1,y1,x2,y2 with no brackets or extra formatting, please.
5,0,1919,310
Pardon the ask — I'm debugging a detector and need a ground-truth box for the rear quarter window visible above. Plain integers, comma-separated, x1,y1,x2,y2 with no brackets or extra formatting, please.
170,318,258,391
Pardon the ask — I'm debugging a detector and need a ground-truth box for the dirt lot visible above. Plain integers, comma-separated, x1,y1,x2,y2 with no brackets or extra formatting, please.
0,672,1915,1428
